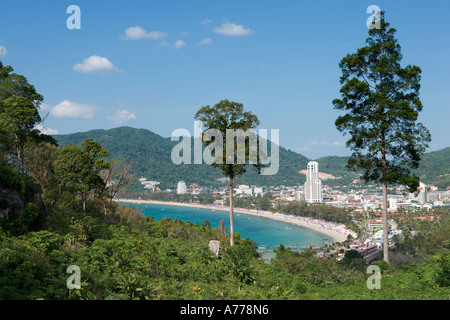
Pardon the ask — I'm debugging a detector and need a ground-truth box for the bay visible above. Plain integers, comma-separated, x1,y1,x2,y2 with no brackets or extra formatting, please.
122,203,329,255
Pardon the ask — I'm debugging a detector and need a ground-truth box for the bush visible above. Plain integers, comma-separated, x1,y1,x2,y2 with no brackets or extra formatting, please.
19,203,41,232
222,244,255,284
371,260,390,274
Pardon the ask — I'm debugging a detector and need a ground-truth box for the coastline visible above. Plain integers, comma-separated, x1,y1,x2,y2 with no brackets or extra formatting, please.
115,198,357,243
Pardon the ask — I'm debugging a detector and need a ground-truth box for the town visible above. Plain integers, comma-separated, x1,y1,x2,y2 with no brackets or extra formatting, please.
136,161,450,263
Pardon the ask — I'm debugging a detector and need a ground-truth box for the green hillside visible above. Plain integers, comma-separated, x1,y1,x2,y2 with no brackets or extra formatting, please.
315,155,352,177
415,147,450,189
53,127,450,189
53,127,312,188
416,147,450,180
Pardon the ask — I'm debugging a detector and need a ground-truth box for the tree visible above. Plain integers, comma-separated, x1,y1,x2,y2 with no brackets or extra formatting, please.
195,99,261,246
0,61,42,102
99,158,135,205
23,141,59,202
0,95,41,172
0,61,53,173
333,12,431,262
54,139,110,213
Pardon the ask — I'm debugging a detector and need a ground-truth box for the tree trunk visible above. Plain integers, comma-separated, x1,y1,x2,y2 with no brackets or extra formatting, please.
229,177,235,246
82,191,87,214
382,181,389,263
381,137,389,263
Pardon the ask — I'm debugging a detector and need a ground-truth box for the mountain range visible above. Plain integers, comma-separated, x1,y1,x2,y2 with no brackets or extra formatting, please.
52,126,450,190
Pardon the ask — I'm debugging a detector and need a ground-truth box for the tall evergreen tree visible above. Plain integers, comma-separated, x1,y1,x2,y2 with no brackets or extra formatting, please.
333,12,431,262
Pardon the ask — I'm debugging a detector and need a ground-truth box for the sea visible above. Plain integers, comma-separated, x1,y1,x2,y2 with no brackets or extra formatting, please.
121,202,330,260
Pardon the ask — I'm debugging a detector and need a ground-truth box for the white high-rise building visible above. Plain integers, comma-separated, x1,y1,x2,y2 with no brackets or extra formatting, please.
304,161,322,203
418,182,427,203
177,181,187,194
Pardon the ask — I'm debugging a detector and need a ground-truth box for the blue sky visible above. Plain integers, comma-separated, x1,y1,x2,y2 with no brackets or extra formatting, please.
1,0,449,159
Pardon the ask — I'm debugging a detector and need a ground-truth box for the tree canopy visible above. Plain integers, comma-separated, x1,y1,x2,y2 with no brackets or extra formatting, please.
332,11,431,262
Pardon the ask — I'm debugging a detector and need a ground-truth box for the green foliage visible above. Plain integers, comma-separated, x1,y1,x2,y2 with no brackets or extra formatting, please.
371,260,390,274
53,140,110,212
339,250,367,272
0,62,48,173
333,12,431,188
19,203,41,233
274,201,350,224
194,99,262,180
0,201,448,300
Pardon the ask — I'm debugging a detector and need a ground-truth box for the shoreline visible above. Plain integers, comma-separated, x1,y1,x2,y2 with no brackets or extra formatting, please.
115,198,357,243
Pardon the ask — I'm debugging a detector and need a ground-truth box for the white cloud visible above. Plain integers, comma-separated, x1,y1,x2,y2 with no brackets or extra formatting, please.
310,140,329,146
51,100,96,119
309,140,346,146
196,38,212,46
39,103,52,112
174,40,187,49
73,55,121,74
154,40,188,50
297,140,347,154
154,40,171,49
202,19,213,25
213,22,253,36
123,26,167,40
0,45,6,57
107,109,137,125
35,124,59,135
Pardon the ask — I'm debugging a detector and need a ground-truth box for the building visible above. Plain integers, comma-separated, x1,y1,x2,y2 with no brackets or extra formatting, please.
304,161,322,203
253,187,264,196
177,181,187,194
235,185,253,196
367,219,397,232
294,191,305,201
389,198,397,212
418,182,427,203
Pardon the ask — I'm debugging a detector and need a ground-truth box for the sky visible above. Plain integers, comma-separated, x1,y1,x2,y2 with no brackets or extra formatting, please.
1,0,449,159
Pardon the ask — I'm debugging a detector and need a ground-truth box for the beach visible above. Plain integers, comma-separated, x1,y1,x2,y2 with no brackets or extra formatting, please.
115,199,357,243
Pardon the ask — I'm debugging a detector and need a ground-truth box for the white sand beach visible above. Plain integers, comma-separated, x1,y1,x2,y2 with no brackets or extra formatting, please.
115,198,357,243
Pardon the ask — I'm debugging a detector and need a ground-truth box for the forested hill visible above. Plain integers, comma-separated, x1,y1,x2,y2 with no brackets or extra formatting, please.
316,148,450,188
416,147,450,189
52,127,450,189
52,126,313,188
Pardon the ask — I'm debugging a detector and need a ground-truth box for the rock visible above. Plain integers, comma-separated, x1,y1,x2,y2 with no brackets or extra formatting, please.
26,184,46,214
0,181,24,220
0,178,46,221
208,240,221,258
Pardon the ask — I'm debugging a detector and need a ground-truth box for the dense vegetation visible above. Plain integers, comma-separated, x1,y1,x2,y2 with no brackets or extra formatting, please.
1,203,449,300
1,60,448,301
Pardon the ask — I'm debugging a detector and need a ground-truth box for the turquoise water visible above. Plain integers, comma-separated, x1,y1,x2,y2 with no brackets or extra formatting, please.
122,203,329,253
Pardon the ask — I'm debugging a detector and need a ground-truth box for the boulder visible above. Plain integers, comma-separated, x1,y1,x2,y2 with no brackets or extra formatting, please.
0,179,46,221
208,240,221,258
0,182,24,220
